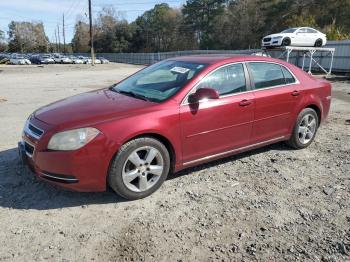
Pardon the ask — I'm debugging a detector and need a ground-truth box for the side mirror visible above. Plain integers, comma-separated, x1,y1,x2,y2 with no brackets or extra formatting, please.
188,88,219,103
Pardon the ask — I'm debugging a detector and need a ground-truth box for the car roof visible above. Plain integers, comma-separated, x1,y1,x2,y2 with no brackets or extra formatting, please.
167,54,280,65
295,27,317,30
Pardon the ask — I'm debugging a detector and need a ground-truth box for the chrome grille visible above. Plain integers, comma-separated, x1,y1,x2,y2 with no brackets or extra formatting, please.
28,123,43,137
263,38,271,42
24,120,44,139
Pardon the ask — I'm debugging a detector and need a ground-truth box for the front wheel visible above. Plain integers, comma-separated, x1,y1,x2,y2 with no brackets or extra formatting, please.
282,38,291,46
286,108,319,149
108,137,170,200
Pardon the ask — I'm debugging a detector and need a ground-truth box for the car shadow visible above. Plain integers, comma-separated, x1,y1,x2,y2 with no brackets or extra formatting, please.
169,142,293,180
0,142,292,210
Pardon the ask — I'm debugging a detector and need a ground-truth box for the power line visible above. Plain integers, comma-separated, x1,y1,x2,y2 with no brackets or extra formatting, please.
65,0,83,19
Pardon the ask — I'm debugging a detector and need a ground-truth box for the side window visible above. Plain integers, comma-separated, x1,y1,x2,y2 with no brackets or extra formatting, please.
249,62,285,89
298,28,307,33
197,63,247,96
281,66,296,84
307,28,317,33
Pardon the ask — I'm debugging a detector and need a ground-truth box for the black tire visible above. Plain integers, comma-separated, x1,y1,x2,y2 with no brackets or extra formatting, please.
108,137,170,200
314,39,323,47
282,38,291,46
286,108,319,149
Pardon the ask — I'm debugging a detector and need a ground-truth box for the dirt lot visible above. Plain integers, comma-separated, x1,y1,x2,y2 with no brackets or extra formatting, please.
0,64,349,262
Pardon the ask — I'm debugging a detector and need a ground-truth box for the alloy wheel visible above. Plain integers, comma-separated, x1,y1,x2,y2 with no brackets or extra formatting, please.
298,114,317,144
122,146,164,192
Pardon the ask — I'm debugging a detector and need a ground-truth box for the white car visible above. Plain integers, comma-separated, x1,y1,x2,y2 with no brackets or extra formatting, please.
10,54,31,65
262,27,327,48
60,56,73,64
98,57,110,64
41,55,55,64
70,56,84,64
53,55,72,64
78,56,91,64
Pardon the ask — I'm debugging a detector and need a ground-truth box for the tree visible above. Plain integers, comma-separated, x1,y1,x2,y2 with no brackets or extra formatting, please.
132,4,197,52
93,7,135,53
182,0,226,49
0,30,7,52
71,21,90,52
212,0,267,49
8,21,49,53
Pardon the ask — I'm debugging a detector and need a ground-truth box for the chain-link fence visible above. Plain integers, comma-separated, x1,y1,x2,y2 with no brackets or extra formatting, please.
76,39,350,73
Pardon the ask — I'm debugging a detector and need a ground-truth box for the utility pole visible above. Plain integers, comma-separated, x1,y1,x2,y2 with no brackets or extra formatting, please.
57,24,61,53
63,13,66,54
88,0,95,65
54,29,58,53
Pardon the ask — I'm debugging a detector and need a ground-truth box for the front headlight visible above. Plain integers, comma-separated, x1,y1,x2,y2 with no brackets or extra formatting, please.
47,127,100,151
273,36,283,39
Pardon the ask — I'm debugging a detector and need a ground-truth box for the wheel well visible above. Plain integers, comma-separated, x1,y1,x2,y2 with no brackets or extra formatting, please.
306,105,321,125
127,133,176,173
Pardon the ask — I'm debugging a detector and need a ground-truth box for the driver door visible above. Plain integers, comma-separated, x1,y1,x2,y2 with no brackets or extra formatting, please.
180,63,254,164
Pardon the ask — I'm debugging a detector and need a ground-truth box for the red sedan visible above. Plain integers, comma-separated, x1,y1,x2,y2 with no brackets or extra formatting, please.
19,55,332,200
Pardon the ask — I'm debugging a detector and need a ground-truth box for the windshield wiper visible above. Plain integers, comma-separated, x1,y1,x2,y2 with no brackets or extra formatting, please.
115,89,151,101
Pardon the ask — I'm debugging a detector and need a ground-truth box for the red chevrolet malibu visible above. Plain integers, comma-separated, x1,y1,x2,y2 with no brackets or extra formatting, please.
19,55,331,200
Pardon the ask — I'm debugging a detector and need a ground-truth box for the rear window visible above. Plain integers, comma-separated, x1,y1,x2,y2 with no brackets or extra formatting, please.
281,66,296,84
249,62,296,89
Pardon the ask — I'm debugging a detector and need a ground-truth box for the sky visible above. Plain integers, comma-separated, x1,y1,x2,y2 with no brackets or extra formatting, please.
0,0,184,43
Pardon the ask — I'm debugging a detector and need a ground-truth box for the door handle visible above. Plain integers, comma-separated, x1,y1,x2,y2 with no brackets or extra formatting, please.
291,90,300,96
239,99,252,106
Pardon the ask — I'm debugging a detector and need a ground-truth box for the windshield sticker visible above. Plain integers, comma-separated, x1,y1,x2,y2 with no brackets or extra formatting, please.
170,66,190,74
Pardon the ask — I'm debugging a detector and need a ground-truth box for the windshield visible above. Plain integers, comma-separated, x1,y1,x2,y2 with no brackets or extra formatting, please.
111,60,207,102
281,28,297,33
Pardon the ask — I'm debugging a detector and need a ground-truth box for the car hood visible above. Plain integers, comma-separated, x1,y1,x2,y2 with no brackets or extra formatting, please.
34,88,156,127
264,33,294,38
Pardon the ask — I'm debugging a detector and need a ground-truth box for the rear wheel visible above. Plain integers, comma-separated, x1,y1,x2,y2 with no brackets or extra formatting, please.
286,108,319,149
282,38,291,46
108,137,170,200
314,39,323,47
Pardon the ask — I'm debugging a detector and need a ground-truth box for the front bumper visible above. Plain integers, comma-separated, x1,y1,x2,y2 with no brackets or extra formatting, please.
261,38,283,47
18,118,118,192
18,141,79,184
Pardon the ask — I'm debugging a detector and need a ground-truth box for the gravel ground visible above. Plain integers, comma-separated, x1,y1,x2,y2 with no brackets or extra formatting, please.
0,64,349,261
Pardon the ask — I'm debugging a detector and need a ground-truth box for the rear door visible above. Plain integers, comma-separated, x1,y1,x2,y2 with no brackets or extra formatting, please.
306,28,319,45
180,63,254,164
247,62,302,144
295,28,308,46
